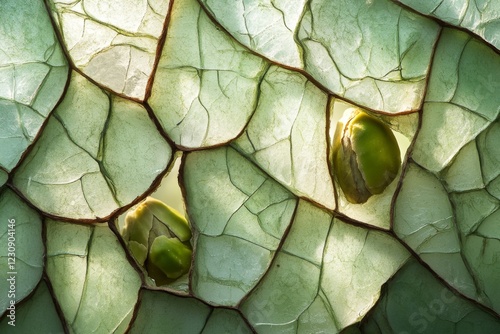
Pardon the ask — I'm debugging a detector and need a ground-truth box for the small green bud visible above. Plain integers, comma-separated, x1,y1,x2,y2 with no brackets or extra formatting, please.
144,197,192,242
120,197,193,284
148,235,192,279
331,108,401,204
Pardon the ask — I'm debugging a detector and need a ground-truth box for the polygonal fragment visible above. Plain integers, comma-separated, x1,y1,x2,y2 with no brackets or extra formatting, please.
234,65,335,210
46,221,141,333
48,0,171,99
0,0,68,171
183,147,296,306
0,189,44,315
149,0,268,148
13,72,172,220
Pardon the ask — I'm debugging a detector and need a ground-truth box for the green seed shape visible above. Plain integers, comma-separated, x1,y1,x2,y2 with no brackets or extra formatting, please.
331,108,401,204
149,235,193,279
120,197,193,283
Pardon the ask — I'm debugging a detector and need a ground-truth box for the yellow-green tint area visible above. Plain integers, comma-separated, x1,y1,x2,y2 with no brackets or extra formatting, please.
13,71,172,219
46,220,141,334
331,109,401,204
329,100,416,229
0,0,68,171
348,112,401,195
0,189,44,315
48,0,171,99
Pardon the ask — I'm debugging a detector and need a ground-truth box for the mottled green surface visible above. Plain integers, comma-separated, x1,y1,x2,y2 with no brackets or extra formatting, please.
130,289,210,333
0,0,499,332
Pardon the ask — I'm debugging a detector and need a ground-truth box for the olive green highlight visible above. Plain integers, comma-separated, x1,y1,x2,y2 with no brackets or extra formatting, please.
331,108,401,204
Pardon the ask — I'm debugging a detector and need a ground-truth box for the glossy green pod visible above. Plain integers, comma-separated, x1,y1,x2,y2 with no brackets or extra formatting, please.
331,108,401,204
148,235,192,279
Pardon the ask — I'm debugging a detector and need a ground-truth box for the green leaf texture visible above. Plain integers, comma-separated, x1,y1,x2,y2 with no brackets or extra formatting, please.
0,0,499,333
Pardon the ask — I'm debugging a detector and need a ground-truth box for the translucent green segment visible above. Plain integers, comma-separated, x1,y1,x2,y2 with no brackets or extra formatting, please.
120,197,193,284
122,204,153,248
12,72,172,219
0,189,43,315
0,282,64,333
350,112,401,194
48,0,168,99
46,222,141,333
129,290,211,334
149,236,192,279
201,0,440,112
149,0,267,148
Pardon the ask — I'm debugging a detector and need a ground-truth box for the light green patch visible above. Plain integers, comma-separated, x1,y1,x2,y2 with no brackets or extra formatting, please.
13,72,172,219
150,0,268,148
46,220,141,334
0,0,68,171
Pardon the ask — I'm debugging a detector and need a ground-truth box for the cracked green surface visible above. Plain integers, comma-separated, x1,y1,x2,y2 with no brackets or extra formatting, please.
129,289,211,333
359,258,500,333
13,71,172,219
0,282,64,333
149,0,268,148
0,0,68,171
46,220,141,333
201,0,441,113
234,65,335,210
396,0,500,50
0,0,499,332
48,0,170,99
184,147,296,306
